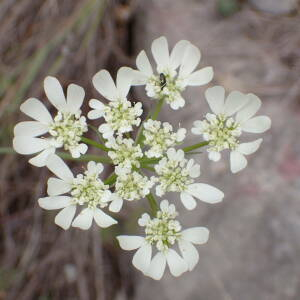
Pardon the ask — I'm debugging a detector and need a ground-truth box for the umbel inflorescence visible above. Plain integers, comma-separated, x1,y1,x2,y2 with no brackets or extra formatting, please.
13,36,271,280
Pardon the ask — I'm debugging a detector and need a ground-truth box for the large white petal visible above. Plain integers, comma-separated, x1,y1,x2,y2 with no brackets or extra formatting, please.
205,86,225,115
44,76,67,111
132,243,152,274
14,121,49,137
223,91,248,116
87,110,104,120
230,151,247,173
151,36,169,70
169,40,190,69
241,116,271,133
180,192,197,210
55,205,76,230
208,151,221,162
46,154,74,182
178,240,199,271
117,236,145,250
146,252,167,280
187,67,213,86
89,99,105,110
72,208,94,230
38,196,72,210
20,98,53,124
28,147,56,167
116,67,132,98
66,84,85,114
136,50,153,76
93,208,117,228
236,93,261,123
181,227,209,244
129,69,148,86
237,138,263,155
166,249,188,277
47,177,71,196
92,70,117,101
170,97,185,110
109,195,123,213
13,136,49,154
187,183,224,204
179,44,201,77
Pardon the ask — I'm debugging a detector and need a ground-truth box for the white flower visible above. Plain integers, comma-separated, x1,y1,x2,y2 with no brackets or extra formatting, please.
192,86,272,173
109,171,157,213
155,148,224,210
143,119,186,158
88,67,143,138
117,200,209,280
130,36,213,110
106,137,143,174
13,76,88,167
38,155,117,230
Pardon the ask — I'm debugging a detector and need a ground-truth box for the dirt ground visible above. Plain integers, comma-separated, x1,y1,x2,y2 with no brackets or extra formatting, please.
0,1,300,299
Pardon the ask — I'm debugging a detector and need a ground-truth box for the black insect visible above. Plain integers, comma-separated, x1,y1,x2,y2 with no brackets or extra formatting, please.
159,73,167,90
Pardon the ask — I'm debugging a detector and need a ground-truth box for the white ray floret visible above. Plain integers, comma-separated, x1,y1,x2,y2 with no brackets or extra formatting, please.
109,171,157,213
143,119,186,158
106,137,143,174
38,155,117,230
192,86,271,173
130,36,214,110
154,148,224,210
13,76,88,166
117,200,209,280
88,67,143,138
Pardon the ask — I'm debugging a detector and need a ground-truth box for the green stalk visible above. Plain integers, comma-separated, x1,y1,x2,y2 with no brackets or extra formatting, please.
183,141,209,152
140,164,155,172
0,147,111,164
146,193,159,214
104,172,117,186
88,124,104,143
0,147,15,154
152,98,164,120
81,137,110,152
134,111,151,146
140,157,160,164
58,152,112,164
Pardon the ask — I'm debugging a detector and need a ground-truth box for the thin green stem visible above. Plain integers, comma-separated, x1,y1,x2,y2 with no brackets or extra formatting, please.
58,152,112,164
81,137,109,152
88,124,104,143
134,111,151,146
140,164,155,172
146,193,159,214
183,141,209,152
0,147,14,154
104,172,117,186
152,98,164,120
0,147,112,164
140,157,160,164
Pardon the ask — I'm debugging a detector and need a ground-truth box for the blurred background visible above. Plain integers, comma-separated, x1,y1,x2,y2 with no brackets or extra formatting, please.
0,0,300,299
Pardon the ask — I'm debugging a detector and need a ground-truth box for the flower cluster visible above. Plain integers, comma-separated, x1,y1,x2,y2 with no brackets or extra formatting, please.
12,36,271,280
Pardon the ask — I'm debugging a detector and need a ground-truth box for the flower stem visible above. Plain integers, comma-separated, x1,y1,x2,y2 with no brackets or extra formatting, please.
146,192,159,214
140,164,155,172
88,124,104,143
139,157,160,164
58,152,112,164
81,137,110,152
104,172,117,186
152,98,164,120
0,147,15,154
134,111,151,146
183,141,209,152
